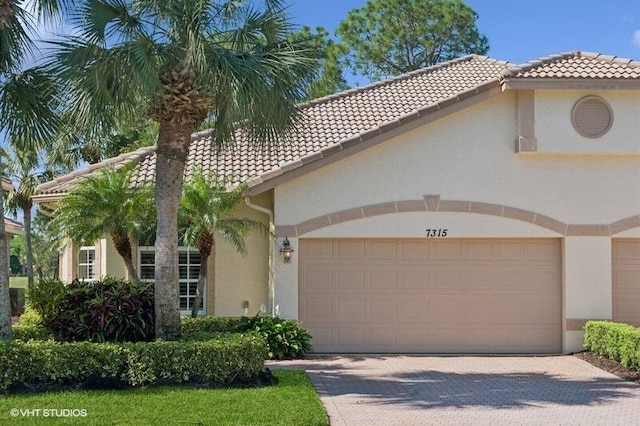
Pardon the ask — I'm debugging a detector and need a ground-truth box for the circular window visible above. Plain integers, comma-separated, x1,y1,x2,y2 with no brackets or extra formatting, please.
571,96,613,138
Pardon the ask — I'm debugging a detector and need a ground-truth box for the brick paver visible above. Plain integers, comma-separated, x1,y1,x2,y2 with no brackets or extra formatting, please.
269,356,640,425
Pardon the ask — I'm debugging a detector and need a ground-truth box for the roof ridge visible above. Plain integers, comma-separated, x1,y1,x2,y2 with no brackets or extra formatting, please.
503,51,578,77
35,145,157,194
297,55,503,109
578,51,640,68
503,51,640,78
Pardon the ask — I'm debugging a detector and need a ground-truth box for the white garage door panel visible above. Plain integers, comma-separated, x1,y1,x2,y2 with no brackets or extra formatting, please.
299,239,562,353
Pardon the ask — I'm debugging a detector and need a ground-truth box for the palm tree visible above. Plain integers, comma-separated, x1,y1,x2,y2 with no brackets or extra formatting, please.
5,149,55,292
0,0,68,342
49,0,319,339
51,165,155,282
180,172,266,317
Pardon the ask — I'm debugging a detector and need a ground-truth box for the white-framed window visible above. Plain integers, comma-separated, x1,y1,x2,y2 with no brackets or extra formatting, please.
138,246,204,315
78,246,96,281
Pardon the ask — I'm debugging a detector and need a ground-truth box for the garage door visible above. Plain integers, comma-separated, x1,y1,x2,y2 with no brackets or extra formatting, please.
299,239,562,353
612,240,640,327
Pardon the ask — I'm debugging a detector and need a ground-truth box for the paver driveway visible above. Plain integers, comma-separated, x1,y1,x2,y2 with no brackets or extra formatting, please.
269,356,640,426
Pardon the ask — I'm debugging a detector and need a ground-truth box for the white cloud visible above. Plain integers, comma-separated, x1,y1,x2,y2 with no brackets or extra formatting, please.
633,30,640,47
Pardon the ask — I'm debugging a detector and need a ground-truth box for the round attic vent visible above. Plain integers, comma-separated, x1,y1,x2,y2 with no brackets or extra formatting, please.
571,96,613,138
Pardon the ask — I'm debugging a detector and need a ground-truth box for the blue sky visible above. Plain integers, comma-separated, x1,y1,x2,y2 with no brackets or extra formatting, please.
289,0,640,70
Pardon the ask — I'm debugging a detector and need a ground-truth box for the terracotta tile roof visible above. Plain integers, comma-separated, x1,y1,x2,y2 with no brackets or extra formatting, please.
36,55,508,197
36,146,156,197
34,51,640,199
505,51,640,79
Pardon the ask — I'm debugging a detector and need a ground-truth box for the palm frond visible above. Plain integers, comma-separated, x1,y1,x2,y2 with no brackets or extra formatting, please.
180,171,265,254
74,0,142,44
0,66,62,149
46,35,160,138
0,2,35,73
51,164,155,247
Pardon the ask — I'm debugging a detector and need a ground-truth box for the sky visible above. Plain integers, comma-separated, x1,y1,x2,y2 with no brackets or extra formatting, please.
289,0,640,83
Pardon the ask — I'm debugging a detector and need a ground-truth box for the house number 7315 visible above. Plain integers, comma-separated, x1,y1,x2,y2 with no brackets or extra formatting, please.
425,229,448,237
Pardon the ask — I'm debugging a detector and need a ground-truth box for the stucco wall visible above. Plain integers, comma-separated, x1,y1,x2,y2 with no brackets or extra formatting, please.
535,90,640,154
272,89,640,353
275,91,640,226
101,237,126,280
214,191,271,317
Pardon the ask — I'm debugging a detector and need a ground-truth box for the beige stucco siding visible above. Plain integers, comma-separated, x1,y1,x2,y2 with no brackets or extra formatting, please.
535,90,640,154
272,90,640,353
102,237,126,280
275,91,640,227
214,192,271,317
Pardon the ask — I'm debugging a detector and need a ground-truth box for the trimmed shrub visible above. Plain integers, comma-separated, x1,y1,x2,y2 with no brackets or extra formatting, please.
12,324,53,341
584,321,640,371
28,277,154,343
181,316,242,340
12,309,53,341
238,315,313,360
0,334,266,392
15,308,42,326
26,277,66,322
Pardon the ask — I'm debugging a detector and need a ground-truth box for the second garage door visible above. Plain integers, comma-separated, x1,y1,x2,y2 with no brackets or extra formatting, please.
299,238,562,353
612,239,640,327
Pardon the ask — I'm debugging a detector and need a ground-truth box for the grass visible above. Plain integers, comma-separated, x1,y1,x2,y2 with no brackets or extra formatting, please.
0,370,327,425
9,277,27,289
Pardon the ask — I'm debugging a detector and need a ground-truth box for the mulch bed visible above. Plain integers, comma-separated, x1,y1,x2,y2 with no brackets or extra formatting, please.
574,351,640,384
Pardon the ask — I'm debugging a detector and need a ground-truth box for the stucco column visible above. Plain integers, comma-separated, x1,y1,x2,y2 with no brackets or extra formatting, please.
59,242,75,282
274,236,299,319
563,237,612,353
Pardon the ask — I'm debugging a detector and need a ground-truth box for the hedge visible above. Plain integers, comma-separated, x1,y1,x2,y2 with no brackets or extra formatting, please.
181,315,313,359
181,316,242,339
0,333,267,392
583,321,640,371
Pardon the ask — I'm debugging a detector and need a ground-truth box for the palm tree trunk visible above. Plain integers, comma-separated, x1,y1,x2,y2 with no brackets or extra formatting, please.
0,0,18,30
154,121,195,340
111,232,139,282
191,249,210,318
0,167,12,341
22,200,33,291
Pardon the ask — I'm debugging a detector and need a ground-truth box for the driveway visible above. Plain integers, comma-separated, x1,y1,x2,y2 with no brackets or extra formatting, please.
269,355,640,426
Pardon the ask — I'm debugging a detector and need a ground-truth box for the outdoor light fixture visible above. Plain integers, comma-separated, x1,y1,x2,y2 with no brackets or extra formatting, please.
280,237,294,263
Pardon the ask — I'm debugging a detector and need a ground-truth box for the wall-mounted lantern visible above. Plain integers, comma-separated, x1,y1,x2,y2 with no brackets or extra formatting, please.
280,237,294,263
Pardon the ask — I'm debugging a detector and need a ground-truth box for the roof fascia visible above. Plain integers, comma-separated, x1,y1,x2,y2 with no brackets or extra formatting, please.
4,222,24,236
31,194,64,204
247,81,503,197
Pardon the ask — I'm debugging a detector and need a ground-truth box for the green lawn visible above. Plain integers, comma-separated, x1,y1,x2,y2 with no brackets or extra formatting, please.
9,277,27,289
0,370,327,425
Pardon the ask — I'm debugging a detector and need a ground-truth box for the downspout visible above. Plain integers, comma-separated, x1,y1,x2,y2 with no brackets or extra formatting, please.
244,196,276,316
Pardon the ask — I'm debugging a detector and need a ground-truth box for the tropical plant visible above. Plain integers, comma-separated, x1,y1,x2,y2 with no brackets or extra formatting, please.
28,276,155,343
50,165,155,282
336,0,489,80
180,172,267,317
5,149,57,291
0,0,68,341
29,211,61,280
48,0,320,340
237,314,313,359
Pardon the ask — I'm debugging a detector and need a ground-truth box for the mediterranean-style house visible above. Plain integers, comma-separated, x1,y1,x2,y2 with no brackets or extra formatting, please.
34,51,640,354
